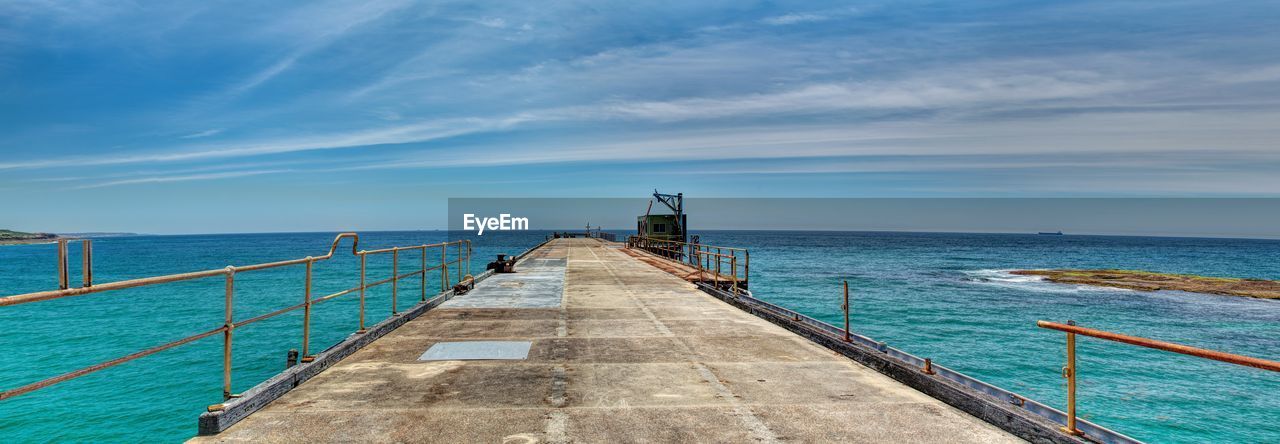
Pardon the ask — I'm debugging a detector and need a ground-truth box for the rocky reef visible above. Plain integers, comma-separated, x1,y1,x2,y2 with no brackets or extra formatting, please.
1011,269,1280,299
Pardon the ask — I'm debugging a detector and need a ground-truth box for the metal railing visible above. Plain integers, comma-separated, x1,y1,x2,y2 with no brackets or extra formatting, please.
0,233,471,406
751,280,1278,443
1038,320,1280,436
625,235,748,293
549,231,617,241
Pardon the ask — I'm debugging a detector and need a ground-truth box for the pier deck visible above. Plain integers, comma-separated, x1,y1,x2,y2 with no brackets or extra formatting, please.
193,238,1019,443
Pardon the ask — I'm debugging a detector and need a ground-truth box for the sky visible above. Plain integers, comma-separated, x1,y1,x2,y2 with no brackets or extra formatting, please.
2,1,1280,234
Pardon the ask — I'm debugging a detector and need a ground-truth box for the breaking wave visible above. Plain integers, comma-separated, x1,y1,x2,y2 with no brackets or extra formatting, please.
961,269,1132,293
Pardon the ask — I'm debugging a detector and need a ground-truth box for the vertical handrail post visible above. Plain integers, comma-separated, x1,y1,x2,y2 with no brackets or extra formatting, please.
222,266,235,399
301,257,314,362
731,256,738,296
358,252,367,333
81,240,93,287
391,249,399,315
1062,327,1081,435
441,246,449,289
57,239,69,290
456,242,463,283
420,246,427,301
714,254,721,289
842,280,851,342
700,248,707,282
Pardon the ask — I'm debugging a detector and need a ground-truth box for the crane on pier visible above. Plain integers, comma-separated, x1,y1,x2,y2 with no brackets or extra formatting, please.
637,190,686,244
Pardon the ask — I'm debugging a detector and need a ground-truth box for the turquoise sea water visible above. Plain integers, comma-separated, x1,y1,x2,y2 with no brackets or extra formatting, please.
1,230,1278,442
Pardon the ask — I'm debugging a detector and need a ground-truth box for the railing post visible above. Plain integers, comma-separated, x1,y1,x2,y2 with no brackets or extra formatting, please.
420,246,427,302
81,240,92,287
358,252,367,333
57,239,69,290
731,256,738,296
301,257,313,362
223,266,235,399
703,250,709,280
441,246,449,290
391,249,399,315
456,242,463,283
714,254,721,288
1062,326,1082,436
842,280,851,342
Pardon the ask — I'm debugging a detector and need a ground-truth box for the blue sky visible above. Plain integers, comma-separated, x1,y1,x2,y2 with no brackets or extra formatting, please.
2,1,1279,233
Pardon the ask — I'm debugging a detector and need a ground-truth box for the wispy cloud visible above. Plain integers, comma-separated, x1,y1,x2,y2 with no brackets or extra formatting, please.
1215,64,1280,84
581,74,1132,121
473,17,507,28
74,169,291,189
179,128,223,139
759,7,861,26
761,13,831,26
225,57,299,97
0,64,1252,174
6,0,1280,203
212,0,410,100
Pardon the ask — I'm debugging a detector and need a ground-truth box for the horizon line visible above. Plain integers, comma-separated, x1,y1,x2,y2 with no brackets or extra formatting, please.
37,228,1280,242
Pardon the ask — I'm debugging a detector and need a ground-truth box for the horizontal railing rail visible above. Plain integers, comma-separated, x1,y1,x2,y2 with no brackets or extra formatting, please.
1037,320,1280,436
625,235,748,294
0,233,471,406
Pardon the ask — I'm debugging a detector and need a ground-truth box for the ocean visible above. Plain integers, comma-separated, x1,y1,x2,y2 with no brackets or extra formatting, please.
1,230,1277,442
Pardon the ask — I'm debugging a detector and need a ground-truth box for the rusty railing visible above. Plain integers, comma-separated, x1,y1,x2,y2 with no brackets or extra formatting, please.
625,235,748,294
0,233,471,407
1038,320,1280,436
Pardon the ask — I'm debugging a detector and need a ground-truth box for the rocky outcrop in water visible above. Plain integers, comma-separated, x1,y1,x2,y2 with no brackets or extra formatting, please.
1011,269,1280,299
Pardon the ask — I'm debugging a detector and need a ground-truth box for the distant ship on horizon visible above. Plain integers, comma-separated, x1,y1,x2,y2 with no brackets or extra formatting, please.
1038,231,1064,235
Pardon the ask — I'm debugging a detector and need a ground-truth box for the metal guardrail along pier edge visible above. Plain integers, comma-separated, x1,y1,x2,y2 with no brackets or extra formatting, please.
627,235,748,294
0,233,472,404
1036,320,1280,436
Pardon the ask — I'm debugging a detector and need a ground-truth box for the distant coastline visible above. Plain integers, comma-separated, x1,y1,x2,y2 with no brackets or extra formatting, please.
0,229,138,245
0,229,58,245
1011,269,1280,299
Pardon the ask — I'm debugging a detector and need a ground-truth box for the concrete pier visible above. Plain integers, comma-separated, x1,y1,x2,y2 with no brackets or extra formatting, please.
192,238,1021,443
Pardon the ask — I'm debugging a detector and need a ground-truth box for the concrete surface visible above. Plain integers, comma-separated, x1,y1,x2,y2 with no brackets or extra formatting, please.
191,238,1022,443
418,341,533,361
440,256,565,309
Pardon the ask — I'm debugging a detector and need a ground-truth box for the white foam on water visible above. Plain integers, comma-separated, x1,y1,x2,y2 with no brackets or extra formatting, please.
965,269,1045,283
961,269,1133,294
